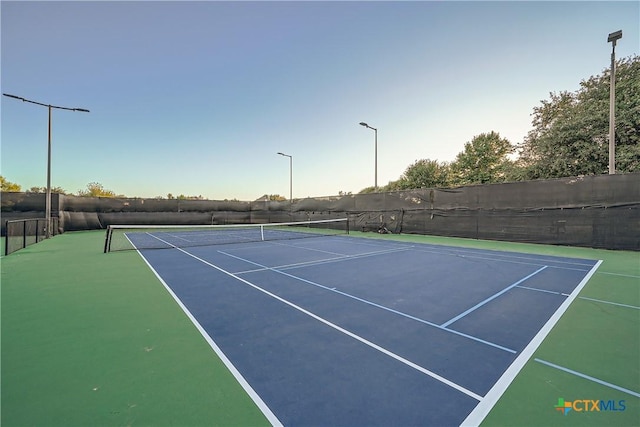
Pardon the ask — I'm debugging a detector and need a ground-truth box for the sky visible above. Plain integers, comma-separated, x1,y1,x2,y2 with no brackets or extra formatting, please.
2,1,638,201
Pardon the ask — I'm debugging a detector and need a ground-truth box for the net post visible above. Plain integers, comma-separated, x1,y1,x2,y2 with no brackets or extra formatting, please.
104,226,112,253
260,225,265,241
4,220,8,256
346,217,350,235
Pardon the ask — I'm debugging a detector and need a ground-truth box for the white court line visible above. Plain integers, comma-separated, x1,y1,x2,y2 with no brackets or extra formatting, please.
596,271,640,279
460,259,603,427
220,250,517,354
402,246,594,273
578,296,640,310
441,266,548,328
514,286,640,313
519,287,640,311
408,244,596,268
146,234,483,402
516,285,570,297
535,358,640,398
134,248,284,427
268,239,350,257
235,246,414,275
159,232,193,243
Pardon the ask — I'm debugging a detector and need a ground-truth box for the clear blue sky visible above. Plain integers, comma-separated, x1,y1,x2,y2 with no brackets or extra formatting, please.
2,1,638,201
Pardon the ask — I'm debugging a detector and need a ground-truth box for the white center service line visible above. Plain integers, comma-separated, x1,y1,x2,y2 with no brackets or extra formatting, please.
233,246,413,275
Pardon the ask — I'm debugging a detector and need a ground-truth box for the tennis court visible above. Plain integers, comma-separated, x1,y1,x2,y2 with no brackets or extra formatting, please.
119,221,600,426
2,227,638,427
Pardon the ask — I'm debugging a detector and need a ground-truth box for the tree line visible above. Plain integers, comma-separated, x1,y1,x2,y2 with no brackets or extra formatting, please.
360,55,639,193
0,180,122,197
2,56,638,197
0,179,207,200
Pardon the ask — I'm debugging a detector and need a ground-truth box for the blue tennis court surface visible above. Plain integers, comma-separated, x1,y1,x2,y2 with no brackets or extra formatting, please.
131,233,600,426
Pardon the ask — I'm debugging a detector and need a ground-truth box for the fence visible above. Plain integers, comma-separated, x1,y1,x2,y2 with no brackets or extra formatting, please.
4,217,60,255
2,173,638,251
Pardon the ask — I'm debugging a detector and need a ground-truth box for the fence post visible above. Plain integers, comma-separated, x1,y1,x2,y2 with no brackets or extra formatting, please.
23,220,27,251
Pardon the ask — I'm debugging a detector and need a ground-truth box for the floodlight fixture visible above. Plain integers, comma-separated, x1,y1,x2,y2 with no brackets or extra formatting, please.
607,30,622,43
359,121,378,191
277,152,293,202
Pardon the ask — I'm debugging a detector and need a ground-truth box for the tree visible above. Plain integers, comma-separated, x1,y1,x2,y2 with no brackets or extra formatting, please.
0,176,21,192
450,131,514,185
26,186,68,194
77,182,117,197
399,159,452,189
519,55,640,178
358,186,377,194
177,194,204,200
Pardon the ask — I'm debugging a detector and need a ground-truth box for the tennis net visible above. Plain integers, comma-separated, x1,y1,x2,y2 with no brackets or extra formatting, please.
104,218,349,253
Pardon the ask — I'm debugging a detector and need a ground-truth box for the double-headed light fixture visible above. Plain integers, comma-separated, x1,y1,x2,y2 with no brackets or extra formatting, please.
277,152,293,202
3,93,90,238
359,122,378,191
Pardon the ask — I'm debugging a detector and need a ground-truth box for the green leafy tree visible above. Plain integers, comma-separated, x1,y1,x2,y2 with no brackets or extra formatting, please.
177,194,205,200
268,194,286,201
0,176,21,192
399,159,452,189
519,55,640,178
358,186,377,194
26,186,68,194
451,131,514,185
77,182,117,197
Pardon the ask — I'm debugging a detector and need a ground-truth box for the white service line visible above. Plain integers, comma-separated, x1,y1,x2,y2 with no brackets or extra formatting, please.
234,246,413,275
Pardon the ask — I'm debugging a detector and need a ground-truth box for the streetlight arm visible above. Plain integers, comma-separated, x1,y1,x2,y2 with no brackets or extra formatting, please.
3,93,25,101
4,93,89,112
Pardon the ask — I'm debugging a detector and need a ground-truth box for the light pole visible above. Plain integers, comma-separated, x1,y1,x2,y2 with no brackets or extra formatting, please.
3,93,89,237
277,152,292,202
359,122,378,191
607,30,622,175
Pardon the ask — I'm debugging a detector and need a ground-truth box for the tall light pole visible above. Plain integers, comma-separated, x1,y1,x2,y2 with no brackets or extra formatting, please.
277,152,292,202
359,122,378,191
607,30,622,175
3,93,89,237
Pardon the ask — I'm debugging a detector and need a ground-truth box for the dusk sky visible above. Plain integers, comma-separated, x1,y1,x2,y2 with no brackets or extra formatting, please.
2,1,638,201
